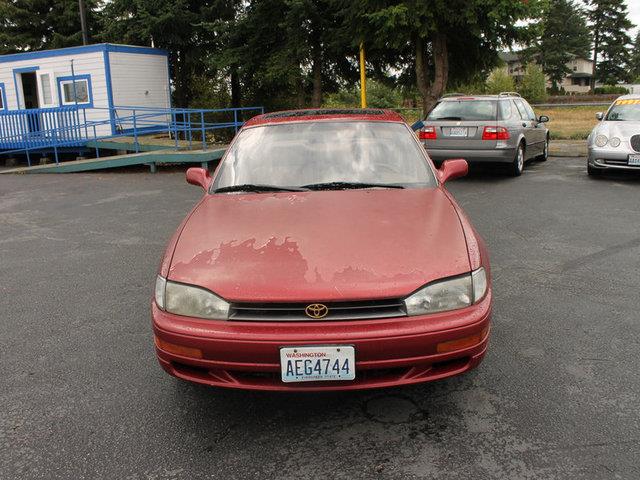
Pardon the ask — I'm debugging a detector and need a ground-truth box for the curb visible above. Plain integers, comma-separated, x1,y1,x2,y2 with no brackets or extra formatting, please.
549,140,587,158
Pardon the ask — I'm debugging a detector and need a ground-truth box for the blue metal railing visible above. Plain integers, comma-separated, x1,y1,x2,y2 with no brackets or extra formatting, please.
0,105,264,166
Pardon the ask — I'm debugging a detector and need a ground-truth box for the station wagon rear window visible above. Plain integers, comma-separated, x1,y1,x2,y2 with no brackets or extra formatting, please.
428,100,497,121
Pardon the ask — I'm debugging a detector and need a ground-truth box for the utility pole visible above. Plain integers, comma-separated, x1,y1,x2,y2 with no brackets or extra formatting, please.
359,42,367,108
79,0,89,45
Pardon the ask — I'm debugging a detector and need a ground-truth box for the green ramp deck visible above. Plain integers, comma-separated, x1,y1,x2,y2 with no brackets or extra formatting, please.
0,147,227,174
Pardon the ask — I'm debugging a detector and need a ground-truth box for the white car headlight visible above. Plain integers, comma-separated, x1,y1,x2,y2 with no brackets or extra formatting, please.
155,275,166,310
404,267,488,316
155,275,230,319
595,135,608,147
609,137,621,147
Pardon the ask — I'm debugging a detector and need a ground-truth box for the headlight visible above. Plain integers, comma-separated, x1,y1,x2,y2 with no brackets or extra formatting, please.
404,267,488,316
155,275,166,310
595,135,608,147
609,137,621,147
155,276,230,319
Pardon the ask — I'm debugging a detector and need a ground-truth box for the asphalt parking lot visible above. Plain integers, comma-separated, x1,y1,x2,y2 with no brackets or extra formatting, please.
2,157,640,479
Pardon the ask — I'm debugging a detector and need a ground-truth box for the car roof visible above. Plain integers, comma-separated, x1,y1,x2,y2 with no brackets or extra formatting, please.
244,108,406,127
438,93,522,102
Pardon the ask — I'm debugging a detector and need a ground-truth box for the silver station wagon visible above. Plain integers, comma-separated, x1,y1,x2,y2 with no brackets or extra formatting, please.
418,93,550,176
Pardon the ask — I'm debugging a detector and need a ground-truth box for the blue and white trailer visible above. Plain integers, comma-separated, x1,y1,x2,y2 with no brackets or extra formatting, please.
0,43,170,150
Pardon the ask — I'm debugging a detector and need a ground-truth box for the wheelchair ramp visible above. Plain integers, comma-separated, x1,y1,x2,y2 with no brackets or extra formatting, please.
0,147,227,174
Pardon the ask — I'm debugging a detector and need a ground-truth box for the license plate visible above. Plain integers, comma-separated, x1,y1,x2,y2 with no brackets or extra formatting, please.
280,345,355,383
628,154,640,166
449,127,467,137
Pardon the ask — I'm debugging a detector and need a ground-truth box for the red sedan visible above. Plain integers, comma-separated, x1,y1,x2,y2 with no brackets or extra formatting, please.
152,109,492,391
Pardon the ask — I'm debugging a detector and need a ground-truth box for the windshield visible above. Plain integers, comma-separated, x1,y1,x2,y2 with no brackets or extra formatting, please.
605,101,640,121
212,121,436,191
427,100,497,121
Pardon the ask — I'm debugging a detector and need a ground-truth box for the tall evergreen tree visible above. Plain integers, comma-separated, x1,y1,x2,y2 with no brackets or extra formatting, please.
214,0,355,110
0,0,100,54
538,0,591,90
587,0,633,86
629,32,640,82
100,0,238,107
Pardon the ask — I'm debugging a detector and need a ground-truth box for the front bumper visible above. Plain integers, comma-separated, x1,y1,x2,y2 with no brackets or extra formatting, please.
425,146,515,165
152,292,492,391
588,147,640,172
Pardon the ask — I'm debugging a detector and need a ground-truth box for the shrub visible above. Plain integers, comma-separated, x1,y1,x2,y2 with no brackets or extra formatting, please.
517,63,548,103
594,85,629,95
323,80,402,109
485,68,515,94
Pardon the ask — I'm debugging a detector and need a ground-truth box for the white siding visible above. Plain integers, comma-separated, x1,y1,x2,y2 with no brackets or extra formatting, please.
109,52,170,109
0,51,112,136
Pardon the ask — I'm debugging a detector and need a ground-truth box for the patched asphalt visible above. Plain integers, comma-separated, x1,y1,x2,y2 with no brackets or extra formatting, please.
1,158,639,479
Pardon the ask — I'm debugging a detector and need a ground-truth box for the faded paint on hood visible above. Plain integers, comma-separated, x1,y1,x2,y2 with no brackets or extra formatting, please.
168,188,470,302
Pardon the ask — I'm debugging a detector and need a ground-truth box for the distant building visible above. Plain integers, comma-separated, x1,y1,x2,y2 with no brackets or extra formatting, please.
499,52,593,94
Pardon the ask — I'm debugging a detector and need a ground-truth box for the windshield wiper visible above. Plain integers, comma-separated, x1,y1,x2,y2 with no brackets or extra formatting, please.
214,184,307,193
301,181,405,191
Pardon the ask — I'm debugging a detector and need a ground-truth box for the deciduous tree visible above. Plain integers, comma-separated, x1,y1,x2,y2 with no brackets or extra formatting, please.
339,0,542,116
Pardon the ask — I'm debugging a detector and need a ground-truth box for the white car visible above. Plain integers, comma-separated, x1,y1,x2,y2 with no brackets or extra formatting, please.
587,94,640,176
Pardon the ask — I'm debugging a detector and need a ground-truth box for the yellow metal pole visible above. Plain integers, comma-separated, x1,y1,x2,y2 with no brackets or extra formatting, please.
359,42,367,108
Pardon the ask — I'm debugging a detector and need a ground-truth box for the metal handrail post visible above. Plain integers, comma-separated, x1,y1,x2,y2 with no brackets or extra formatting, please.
132,109,139,153
201,111,206,150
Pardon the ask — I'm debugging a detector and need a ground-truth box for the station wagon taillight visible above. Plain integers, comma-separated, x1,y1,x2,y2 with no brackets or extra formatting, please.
419,126,437,140
482,126,510,140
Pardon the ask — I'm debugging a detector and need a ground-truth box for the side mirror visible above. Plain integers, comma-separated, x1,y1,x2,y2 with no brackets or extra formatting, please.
538,115,549,123
438,159,468,184
595,112,604,121
186,167,211,190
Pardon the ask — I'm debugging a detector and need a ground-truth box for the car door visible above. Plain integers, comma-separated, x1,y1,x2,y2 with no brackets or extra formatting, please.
514,98,544,158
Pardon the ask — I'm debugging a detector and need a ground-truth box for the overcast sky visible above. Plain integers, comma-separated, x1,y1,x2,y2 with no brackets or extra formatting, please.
625,0,640,36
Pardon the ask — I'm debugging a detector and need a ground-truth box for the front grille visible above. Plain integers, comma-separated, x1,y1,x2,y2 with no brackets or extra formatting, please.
228,298,407,322
631,135,640,153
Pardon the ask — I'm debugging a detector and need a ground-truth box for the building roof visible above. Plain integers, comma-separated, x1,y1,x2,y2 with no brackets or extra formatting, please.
569,72,592,78
0,43,168,63
244,109,405,127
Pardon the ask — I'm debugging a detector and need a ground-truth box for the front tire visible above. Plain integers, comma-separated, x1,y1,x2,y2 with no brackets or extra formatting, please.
587,163,602,177
510,143,525,177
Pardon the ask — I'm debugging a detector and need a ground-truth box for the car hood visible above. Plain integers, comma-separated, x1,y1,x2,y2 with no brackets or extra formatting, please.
591,121,640,142
168,188,471,302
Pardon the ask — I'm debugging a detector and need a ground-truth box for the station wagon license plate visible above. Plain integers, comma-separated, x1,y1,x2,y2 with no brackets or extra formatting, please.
280,345,355,383
449,127,467,137
628,154,640,166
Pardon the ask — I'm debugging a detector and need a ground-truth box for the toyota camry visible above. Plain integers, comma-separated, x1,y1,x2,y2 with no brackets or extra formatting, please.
152,109,492,391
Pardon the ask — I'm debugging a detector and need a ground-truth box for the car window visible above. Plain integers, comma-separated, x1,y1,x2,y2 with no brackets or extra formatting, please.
522,100,537,121
514,99,535,121
605,101,640,121
427,100,497,121
498,100,514,120
213,121,437,190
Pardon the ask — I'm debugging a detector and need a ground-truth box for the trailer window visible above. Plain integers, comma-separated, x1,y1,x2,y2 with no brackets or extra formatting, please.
0,84,5,110
60,79,90,105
